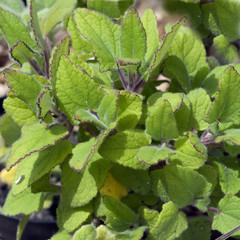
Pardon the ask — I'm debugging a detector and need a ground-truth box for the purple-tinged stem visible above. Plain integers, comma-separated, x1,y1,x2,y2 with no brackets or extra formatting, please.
118,68,128,90
207,207,220,214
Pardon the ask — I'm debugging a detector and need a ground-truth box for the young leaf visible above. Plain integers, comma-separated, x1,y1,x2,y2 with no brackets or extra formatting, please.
116,227,146,240
151,165,212,208
103,196,138,231
212,195,240,237
50,229,72,240
99,129,151,169
74,8,121,71
121,9,146,62
67,16,92,54
55,56,104,123
62,157,110,207
0,7,36,48
11,140,71,196
69,124,116,171
204,66,240,124
73,225,97,240
216,129,240,145
6,122,69,170
2,188,44,216
40,0,77,36
146,100,179,141
141,9,159,64
187,88,211,131
3,95,38,127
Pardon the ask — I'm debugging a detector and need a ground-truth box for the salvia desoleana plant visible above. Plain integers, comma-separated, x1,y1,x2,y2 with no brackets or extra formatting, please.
1,0,240,239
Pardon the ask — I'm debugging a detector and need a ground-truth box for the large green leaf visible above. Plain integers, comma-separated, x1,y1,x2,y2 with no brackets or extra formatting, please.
74,8,120,71
204,66,240,124
0,7,36,48
121,9,146,61
99,129,151,169
11,140,71,196
73,225,97,240
212,195,240,237
151,165,212,208
55,56,104,123
6,122,69,170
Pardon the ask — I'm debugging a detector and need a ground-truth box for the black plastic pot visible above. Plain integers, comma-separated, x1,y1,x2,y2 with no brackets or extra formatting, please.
0,213,58,240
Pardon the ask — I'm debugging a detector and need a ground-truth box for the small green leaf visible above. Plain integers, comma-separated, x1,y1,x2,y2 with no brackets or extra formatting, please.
111,163,151,195
55,56,104,123
137,145,174,165
187,88,211,131
146,100,179,141
6,122,69,170
51,229,72,240
36,89,52,118
212,157,240,195
99,129,151,169
104,196,138,231
116,226,147,240
11,140,71,196
191,64,210,89
74,8,120,71
67,16,92,54
62,157,110,207
96,225,116,240
216,129,240,145
40,0,77,36
2,188,44,216
0,7,36,48
121,9,146,61
215,0,240,42
212,195,240,237
151,165,212,208
3,95,38,127
204,66,240,124
0,114,21,146
4,69,42,112
70,125,116,171
141,9,159,64
116,91,142,131
73,225,97,240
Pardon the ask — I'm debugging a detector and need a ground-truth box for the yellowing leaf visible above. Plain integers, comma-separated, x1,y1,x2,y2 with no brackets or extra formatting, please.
0,165,17,185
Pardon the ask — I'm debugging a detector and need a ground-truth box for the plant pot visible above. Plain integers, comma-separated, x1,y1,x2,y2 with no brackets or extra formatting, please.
0,212,58,240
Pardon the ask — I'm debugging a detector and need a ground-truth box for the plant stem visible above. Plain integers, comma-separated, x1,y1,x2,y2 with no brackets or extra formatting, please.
207,207,220,214
216,225,240,240
118,68,128,90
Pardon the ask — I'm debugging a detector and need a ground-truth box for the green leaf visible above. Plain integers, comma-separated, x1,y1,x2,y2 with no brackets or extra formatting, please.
216,129,240,145
141,202,188,240
69,125,116,171
50,36,70,90
57,200,92,233
55,56,104,123
0,0,24,13
51,229,72,240
17,215,30,240
204,66,240,124
99,129,151,169
10,41,40,66
151,165,212,208
96,225,116,240
3,95,38,127
215,0,240,42
212,195,240,237
67,16,92,54
40,0,77,35
166,26,206,78
0,114,21,146
146,100,179,141
139,207,159,230
6,122,69,170
111,163,151,195
213,35,239,64
2,188,44,216
73,225,97,240
116,227,147,240
187,88,211,131
11,140,71,195
212,157,240,195
191,64,210,89
121,9,146,61
0,7,36,48
104,196,138,231
176,217,211,240
4,69,42,111
146,17,186,80
62,157,110,207
141,9,159,64
36,89,52,118
74,8,120,71
164,56,190,92
116,91,142,131
137,145,174,166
